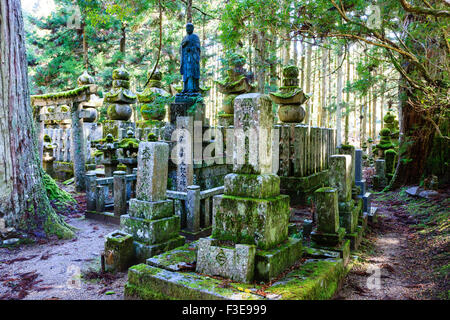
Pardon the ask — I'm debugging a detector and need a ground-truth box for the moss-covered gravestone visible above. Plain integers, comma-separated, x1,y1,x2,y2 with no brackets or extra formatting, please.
373,159,387,190
269,65,308,123
328,155,360,234
120,141,185,262
311,188,346,248
104,230,134,272
197,93,302,283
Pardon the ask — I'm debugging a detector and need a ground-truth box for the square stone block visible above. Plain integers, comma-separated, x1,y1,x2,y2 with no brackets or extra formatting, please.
135,142,169,202
128,198,173,220
196,237,256,283
363,192,372,213
355,179,366,195
133,235,185,262
212,194,290,250
233,93,274,175
329,155,352,202
311,227,346,247
104,230,134,272
255,237,303,281
224,173,280,198
120,214,180,245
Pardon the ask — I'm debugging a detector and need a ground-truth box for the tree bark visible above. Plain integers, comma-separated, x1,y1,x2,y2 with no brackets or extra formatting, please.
336,46,344,146
0,0,74,238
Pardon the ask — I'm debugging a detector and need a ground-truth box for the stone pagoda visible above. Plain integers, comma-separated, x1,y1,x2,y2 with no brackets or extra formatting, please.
215,53,253,127
117,129,139,174
269,65,309,123
136,69,171,140
94,133,119,177
103,65,136,139
77,70,103,163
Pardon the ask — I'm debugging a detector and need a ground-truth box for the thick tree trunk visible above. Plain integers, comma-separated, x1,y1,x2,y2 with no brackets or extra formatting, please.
390,90,435,188
0,0,74,238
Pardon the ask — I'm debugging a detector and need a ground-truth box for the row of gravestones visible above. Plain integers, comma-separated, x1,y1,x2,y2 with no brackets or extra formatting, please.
103,93,376,288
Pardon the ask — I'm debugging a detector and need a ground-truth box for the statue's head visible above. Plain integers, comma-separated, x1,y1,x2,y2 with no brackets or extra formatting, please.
186,23,194,34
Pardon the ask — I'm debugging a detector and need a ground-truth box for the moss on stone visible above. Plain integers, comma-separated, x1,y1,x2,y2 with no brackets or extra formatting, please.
265,258,346,300
31,86,91,103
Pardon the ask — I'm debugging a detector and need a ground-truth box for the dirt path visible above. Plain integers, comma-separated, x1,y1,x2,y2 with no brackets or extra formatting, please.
336,189,449,300
0,217,126,300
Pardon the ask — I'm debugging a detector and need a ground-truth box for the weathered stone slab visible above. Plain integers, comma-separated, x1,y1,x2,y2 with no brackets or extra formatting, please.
311,227,346,247
255,237,303,281
136,141,169,202
233,93,273,175
128,198,173,220
125,264,263,300
329,155,352,202
133,236,186,263
121,214,180,245
146,242,197,272
264,258,346,300
212,194,290,250
224,173,280,198
314,187,339,234
104,230,134,272
338,145,355,184
196,238,256,283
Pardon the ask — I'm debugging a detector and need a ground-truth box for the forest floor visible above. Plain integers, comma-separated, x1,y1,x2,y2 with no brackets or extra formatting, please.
0,183,448,300
0,191,128,300
336,187,449,300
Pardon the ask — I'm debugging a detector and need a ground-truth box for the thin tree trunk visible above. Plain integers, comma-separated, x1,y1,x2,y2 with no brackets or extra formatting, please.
304,43,312,124
344,47,351,144
186,0,192,23
0,0,74,238
320,41,327,127
336,46,344,147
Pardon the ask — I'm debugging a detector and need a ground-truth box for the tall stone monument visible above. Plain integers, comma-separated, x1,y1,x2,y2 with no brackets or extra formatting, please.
196,93,302,283
120,141,185,262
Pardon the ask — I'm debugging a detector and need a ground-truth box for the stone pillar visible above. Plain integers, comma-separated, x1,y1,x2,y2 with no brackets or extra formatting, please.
329,155,358,233
203,93,301,283
355,149,366,195
329,155,352,203
186,185,201,233
373,159,387,190
120,141,185,262
311,187,345,246
338,145,356,186
86,172,97,211
174,116,194,192
71,101,86,191
114,171,127,217
96,185,106,212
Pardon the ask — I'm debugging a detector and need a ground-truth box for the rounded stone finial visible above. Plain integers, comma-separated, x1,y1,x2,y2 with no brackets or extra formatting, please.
127,129,134,138
112,66,130,81
282,65,299,79
105,134,114,143
148,69,162,81
77,70,95,86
